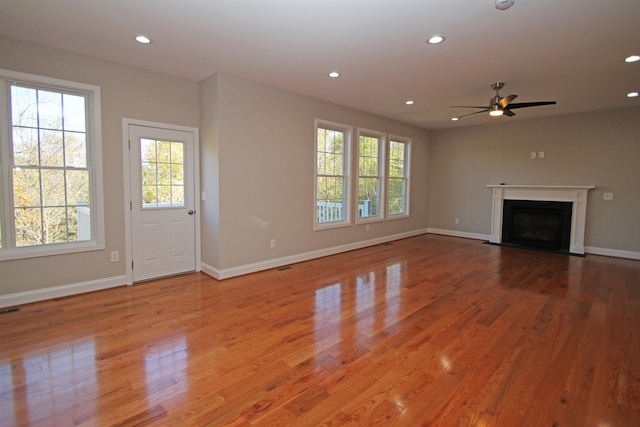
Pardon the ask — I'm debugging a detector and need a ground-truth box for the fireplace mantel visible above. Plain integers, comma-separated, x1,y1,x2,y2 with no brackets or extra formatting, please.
487,185,595,254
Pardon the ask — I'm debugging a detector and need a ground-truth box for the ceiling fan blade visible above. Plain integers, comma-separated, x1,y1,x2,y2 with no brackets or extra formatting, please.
505,101,556,110
498,94,518,109
455,109,489,119
450,105,489,109
503,109,516,117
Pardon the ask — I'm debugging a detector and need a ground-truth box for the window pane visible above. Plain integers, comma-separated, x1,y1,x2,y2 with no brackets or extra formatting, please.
13,168,41,207
66,170,90,205
358,177,379,218
141,163,156,185
42,207,68,244
41,169,66,206
157,163,171,185
389,141,405,178
141,139,156,162
12,127,39,166
63,94,86,132
172,185,184,205
171,142,183,164
171,164,184,185
75,205,92,241
65,132,87,168
38,90,63,130
157,141,171,163
143,185,157,206
11,86,38,128
157,186,171,205
40,129,64,167
388,178,406,215
15,207,43,247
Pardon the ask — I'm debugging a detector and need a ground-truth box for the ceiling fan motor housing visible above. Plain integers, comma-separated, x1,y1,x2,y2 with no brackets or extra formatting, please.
495,0,515,10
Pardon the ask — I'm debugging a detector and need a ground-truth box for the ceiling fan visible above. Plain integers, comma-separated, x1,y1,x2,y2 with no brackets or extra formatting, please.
450,82,556,119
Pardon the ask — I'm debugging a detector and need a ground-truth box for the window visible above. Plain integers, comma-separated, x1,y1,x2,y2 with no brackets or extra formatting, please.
314,120,352,229
387,136,410,217
0,69,103,260
356,129,385,222
140,139,185,208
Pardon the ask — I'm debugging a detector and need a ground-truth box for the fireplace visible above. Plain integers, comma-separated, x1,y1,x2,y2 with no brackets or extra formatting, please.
487,185,595,255
501,200,572,252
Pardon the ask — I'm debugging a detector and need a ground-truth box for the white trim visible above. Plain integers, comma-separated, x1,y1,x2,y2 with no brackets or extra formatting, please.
386,135,411,219
202,228,430,280
355,127,386,224
0,275,126,308
427,228,491,241
427,228,639,260
314,119,353,230
487,184,595,255
584,246,640,260
122,118,201,285
0,68,105,260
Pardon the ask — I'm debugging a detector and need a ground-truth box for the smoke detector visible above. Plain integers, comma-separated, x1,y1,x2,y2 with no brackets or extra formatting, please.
495,0,515,10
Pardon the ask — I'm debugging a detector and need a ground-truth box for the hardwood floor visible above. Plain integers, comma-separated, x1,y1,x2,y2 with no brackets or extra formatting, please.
1,234,639,426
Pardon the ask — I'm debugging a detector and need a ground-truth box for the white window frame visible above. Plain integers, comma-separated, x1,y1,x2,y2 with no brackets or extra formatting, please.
386,135,411,220
314,119,352,231
355,128,386,224
0,69,104,261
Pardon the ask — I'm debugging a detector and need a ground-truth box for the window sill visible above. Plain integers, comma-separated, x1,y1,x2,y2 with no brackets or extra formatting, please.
0,241,105,262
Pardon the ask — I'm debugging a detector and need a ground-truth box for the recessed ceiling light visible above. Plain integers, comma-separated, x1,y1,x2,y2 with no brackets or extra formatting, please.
627,91,639,98
405,100,414,105
135,35,152,44
624,55,640,63
426,35,445,45
328,71,340,78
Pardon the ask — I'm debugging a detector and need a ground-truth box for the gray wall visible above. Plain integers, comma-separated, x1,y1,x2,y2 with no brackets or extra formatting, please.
428,107,640,253
0,37,199,296
2,34,636,302
200,73,430,271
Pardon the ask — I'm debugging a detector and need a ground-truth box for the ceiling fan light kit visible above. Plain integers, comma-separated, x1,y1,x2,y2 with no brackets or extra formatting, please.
450,82,557,120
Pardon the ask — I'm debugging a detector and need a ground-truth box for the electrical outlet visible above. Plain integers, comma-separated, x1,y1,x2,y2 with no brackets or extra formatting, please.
270,238,276,249
538,151,545,159
110,251,119,262
603,192,614,201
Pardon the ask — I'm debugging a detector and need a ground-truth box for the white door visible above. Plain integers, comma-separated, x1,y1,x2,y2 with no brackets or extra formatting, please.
129,125,196,282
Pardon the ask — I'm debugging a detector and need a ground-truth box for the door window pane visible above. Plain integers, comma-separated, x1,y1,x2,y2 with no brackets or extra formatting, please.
140,139,185,208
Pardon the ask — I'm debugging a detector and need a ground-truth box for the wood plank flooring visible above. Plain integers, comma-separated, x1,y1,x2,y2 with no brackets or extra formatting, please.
1,234,639,426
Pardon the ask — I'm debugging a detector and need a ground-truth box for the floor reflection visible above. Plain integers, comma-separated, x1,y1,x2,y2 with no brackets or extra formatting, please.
3,339,97,426
144,334,188,401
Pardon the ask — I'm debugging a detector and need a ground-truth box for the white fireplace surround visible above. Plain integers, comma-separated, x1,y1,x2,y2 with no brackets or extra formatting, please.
487,185,595,255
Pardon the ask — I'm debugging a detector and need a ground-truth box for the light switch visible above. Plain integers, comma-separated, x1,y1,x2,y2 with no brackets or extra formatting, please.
603,192,614,201
538,151,545,158
530,152,536,159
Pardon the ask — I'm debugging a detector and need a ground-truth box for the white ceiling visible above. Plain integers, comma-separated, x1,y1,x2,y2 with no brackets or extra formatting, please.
1,0,638,129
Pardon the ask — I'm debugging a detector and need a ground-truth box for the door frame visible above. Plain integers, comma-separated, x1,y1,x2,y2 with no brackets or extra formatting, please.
122,118,201,285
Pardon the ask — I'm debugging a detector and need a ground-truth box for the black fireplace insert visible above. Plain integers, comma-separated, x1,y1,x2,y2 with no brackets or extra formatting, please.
501,199,572,253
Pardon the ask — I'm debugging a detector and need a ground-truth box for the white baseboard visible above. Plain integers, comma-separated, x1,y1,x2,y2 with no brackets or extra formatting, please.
426,228,491,241
202,228,430,280
0,275,127,309
584,246,640,260
427,228,640,260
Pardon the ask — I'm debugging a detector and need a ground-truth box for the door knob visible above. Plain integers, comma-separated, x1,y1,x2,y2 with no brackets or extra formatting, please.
188,210,194,215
